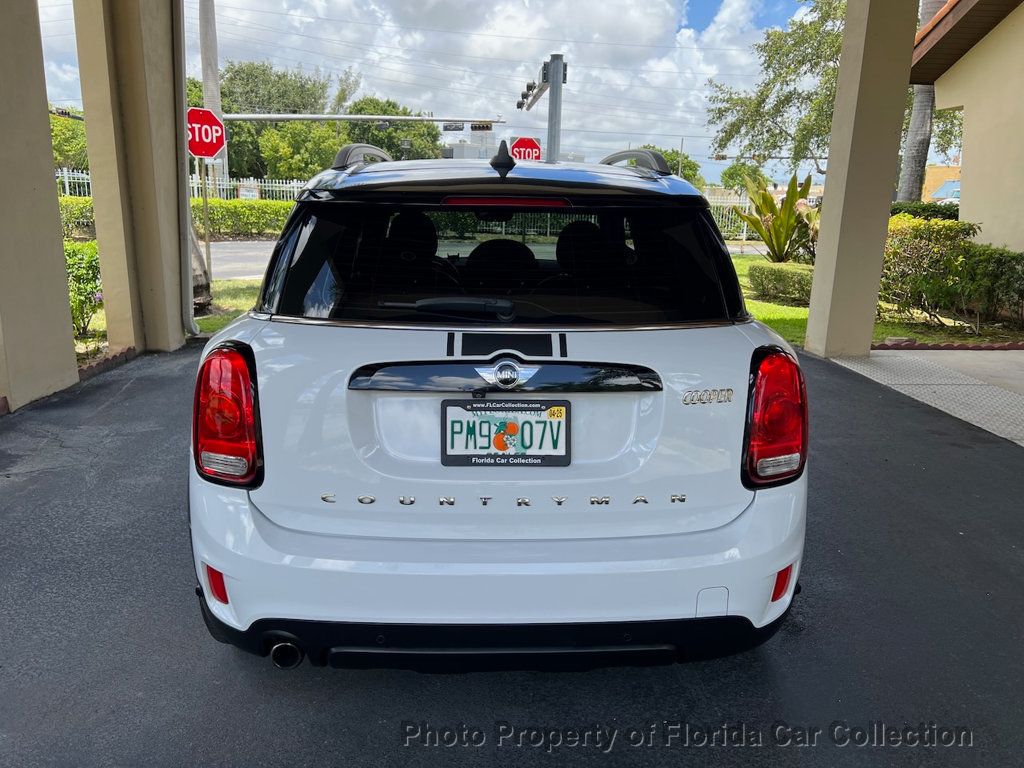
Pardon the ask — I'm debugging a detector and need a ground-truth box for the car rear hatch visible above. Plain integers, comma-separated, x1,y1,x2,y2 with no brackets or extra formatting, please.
247,323,755,540
243,191,756,540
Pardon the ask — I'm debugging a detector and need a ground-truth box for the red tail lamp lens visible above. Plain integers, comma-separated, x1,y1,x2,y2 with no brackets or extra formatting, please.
205,564,229,604
771,564,793,602
745,351,807,485
193,347,261,486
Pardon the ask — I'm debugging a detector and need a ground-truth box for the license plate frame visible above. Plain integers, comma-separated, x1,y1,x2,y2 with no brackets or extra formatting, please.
441,399,571,467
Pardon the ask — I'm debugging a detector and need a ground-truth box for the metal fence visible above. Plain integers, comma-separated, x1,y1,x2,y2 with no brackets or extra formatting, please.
55,167,306,201
56,166,755,241
706,195,752,241
187,174,306,201
54,168,93,197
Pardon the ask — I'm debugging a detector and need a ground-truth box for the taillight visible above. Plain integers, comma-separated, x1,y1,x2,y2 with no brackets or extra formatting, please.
193,345,262,487
743,349,807,487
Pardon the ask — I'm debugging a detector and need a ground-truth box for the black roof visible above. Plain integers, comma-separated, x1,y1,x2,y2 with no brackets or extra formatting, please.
298,157,705,200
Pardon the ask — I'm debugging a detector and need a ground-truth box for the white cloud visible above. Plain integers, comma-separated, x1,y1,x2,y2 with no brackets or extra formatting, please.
37,0,786,181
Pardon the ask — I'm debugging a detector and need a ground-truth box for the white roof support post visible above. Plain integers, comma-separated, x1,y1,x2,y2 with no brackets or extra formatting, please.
805,0,919,358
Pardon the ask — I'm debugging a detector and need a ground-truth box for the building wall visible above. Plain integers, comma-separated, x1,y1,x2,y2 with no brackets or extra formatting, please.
922,164,961,202
934,2,1024,250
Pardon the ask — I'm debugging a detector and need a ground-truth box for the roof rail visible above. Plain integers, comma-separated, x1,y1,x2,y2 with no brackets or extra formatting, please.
599,149,672,176
331,143,393,170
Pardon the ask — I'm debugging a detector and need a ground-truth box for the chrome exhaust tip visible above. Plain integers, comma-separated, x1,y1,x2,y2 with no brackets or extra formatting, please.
269,641,304,670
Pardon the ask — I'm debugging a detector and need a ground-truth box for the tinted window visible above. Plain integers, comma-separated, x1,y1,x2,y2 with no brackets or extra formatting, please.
270,202,741,326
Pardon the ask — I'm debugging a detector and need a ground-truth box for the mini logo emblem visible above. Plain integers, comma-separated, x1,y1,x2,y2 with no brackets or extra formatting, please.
682,388,734,405
475,359,539,390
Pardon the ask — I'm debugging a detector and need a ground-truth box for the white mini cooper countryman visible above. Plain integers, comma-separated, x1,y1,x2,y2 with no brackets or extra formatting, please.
190,143,808,670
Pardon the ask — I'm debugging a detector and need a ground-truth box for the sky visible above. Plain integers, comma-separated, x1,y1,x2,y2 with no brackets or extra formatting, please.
37,0,805,184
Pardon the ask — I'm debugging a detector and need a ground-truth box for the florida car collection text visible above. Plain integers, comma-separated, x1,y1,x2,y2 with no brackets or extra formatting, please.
402,721,974,753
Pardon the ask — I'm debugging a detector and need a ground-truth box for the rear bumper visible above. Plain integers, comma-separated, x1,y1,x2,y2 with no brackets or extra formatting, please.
198,596,791,668
190,475,806,635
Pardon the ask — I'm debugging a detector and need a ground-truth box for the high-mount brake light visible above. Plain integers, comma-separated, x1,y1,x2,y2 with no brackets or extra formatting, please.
193,346,262,487
743,349,807,487
441,196,570,208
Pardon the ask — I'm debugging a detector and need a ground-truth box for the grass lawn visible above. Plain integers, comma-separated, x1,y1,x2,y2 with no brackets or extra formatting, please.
732,254,1024,347
195,279,263,335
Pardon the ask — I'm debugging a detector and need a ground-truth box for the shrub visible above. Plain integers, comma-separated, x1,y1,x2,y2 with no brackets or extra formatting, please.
191,198,294,239
58,195,294,240
64,240,102,337
890,201,959,220
58,196,95,239
962,242,1024,326
734,174,813,262
881,214,981,324
749,262,815,305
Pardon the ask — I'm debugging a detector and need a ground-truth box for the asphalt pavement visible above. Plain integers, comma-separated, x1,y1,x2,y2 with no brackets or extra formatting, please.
1,346,1023,767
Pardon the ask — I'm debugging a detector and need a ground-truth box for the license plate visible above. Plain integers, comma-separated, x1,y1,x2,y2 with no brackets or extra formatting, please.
441,399,571,467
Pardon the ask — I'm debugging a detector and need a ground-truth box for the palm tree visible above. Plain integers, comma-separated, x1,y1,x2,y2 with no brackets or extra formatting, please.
896,0,947,202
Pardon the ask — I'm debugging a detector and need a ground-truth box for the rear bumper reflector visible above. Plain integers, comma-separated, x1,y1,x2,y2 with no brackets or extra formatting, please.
205,564,229,604
771,564,793,602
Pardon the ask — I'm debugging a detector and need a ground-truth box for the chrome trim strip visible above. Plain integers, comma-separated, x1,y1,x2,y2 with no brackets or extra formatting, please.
264,314,752,333
349,359,663,392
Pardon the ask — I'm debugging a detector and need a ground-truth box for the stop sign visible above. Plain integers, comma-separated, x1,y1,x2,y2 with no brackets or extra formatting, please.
187,107,226,159
510,136,542,161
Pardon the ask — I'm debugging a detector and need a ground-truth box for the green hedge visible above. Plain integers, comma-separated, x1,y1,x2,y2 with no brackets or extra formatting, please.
890,201,959,220
58,195,293,240
961,242,1024,326
877,213,1024,328
59,196,95,238
748,262,815,305
64,239,102,337
191,198,294,239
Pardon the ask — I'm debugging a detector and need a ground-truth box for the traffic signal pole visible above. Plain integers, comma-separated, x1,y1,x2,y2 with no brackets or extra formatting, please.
545,55,564,164
516,54,566,163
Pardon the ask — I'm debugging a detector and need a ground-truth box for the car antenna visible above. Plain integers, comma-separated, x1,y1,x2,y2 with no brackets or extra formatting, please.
490,140,516,179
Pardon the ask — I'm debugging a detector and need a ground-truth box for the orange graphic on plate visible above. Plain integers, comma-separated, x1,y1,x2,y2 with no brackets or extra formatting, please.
493,421,519,452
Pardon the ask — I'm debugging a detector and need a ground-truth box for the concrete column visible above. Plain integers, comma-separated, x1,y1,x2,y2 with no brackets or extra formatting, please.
74,0,186,353
0,1,80,411
805,0,919,358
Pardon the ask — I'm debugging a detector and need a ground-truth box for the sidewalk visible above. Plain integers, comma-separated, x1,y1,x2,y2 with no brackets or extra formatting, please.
837,350,1024,447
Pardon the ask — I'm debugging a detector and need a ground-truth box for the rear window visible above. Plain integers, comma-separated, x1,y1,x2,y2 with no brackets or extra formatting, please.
262,201,743,327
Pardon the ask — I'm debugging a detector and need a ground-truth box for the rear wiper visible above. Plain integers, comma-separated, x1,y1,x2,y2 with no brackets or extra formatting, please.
378,296,516,322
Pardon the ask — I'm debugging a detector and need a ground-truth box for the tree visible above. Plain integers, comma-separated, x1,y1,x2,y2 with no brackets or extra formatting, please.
50,110,89,169
345,97,441,159
259,121,347,179
218,62,333,177
186,76,203,108
719,160,770,194
897,0,948,201
708,0,961,175
328,67,361,114
638,144,705,189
